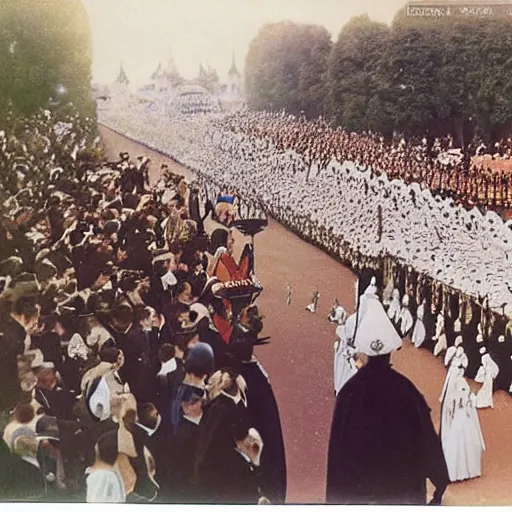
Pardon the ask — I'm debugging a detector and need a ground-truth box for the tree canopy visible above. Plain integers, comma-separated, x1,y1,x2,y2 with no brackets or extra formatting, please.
244,12,512,144
327,15,392,136
245,21,332,118
0,0,95,124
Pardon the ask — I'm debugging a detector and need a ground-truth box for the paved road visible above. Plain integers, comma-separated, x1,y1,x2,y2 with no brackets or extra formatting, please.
100,125,512,505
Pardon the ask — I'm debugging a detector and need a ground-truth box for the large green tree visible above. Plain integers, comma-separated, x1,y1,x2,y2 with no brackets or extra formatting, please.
0,0,95,124
388,11,512,146
245,21,332,118
327,15,392,136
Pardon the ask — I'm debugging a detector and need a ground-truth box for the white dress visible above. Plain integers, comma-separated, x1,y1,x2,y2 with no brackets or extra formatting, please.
440,346,468,405
86,467,126,503
412,302,426,348
441,373,485,482
433,315,447,356
382,280,394,308
387,289,401,324
398,301,414,338
476,354,500,409
333,324,358,395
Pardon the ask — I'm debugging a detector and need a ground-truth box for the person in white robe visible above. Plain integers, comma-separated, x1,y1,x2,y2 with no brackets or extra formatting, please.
382,279,394,309
333,313,358,396
476,347,500,409
412,301,426,348
387,288,401,325
398,294,414,338
441,369,485,482
433,314,447,357
440,339,468,406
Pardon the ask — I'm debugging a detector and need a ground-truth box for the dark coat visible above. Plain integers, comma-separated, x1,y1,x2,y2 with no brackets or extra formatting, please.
0,318,26,412
155,360,185,432
164,418,200,503
193,394,250,501
34,386,77,420
326,355,449,505
131,421,172,492
116,326,154,403
202,445,261,504
238,359,287,503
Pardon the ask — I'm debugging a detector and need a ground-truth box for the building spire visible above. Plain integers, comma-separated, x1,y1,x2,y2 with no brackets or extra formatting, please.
116,62,129,85
151,62,163,81
228,52,240,77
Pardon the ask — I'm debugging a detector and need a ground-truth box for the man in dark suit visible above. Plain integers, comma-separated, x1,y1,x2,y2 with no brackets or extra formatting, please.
165,385,203,503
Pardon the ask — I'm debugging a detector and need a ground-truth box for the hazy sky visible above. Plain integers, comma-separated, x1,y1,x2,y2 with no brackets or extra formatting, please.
82,0,407,87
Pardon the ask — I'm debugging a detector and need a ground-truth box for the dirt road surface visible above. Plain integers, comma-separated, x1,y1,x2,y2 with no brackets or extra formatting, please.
100,124,512,506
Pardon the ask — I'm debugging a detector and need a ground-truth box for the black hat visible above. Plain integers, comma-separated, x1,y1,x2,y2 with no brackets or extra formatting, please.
184,341,214,376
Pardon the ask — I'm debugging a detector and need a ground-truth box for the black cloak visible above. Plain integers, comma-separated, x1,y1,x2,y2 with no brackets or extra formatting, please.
238,359,287,504
326,355,449,505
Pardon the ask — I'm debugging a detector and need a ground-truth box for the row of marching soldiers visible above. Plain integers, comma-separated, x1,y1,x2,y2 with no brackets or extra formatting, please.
0,148,286,504
328,265,510,503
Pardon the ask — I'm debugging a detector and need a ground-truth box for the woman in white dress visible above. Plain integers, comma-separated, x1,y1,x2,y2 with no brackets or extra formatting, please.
441,369,486,482
398,294,414,338
476,347,500,409
412,301,426,348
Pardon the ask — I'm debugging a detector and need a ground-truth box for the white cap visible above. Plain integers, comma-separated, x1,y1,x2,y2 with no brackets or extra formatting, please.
190,302,211,325
479,347,487,355
454,336,463,347
354,295,403,356
476,334,484,343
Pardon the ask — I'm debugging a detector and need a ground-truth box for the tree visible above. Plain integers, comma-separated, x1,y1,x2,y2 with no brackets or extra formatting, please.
245,22,332,118
389,10,512,146
0,0,95,123
327,15,392,135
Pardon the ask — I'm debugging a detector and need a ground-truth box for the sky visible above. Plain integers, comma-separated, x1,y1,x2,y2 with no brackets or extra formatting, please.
82,0,408,87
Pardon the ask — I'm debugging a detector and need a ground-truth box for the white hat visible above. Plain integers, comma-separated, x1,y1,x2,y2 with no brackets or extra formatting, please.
190,302,211,326
479,347,487,355
354,295,403,356
476,334,484,343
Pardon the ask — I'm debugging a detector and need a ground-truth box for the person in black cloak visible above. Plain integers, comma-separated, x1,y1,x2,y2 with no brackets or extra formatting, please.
228,332,287,504
164,385,204,503
488,313,512,392
462,299,483,380
192,368,250,503
106,302,153,404
326,283,449,505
